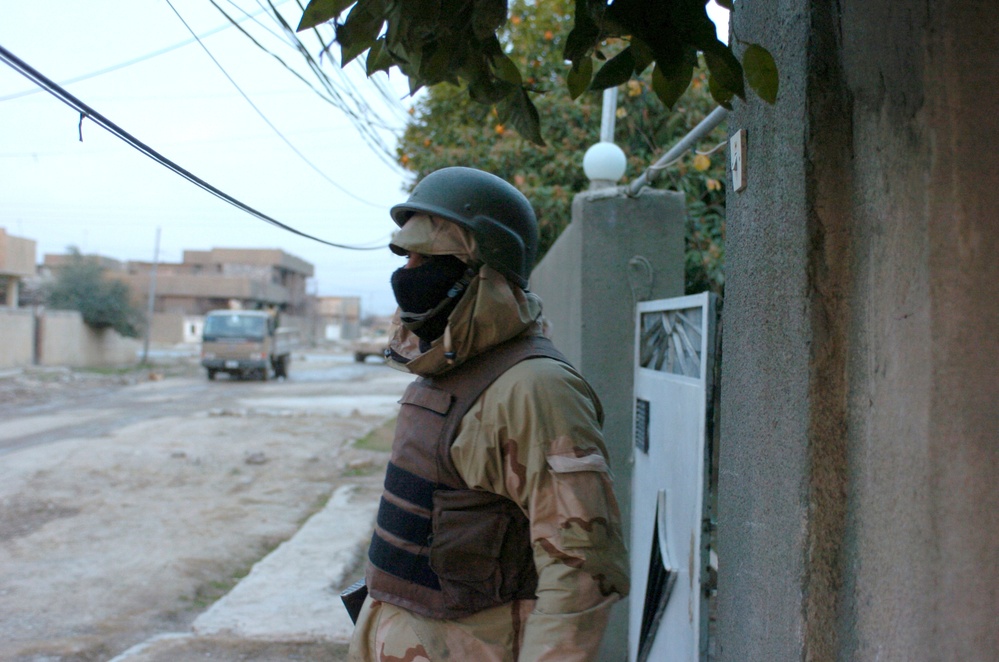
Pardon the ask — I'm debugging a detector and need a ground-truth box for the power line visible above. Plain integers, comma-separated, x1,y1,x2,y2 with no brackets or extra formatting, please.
261,0,409,128
212,0,408,174
164,0,386,209
0,2,288,103
0,43,387,252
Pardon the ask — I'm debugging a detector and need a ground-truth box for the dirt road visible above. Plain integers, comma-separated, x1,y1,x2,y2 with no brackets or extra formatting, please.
0,351,411,661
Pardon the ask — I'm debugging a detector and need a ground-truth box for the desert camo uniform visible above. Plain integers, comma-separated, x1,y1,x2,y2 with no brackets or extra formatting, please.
348,214,629,662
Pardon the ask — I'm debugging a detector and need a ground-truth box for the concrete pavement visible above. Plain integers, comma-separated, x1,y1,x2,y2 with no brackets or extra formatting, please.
109,482,378,661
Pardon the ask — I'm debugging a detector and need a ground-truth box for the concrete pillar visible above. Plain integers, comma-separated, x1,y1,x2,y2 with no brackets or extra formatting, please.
718,1,999,659
530,186,686,660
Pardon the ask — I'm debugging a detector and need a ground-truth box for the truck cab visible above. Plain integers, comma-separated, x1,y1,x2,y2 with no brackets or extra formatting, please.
200,310,292,380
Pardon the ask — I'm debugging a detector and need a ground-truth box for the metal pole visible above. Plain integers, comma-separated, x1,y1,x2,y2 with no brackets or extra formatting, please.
600,87,619,143
628,106,729,196
141,227,160,364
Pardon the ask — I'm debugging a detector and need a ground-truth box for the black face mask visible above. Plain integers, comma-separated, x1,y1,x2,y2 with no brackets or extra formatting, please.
390,255,470,342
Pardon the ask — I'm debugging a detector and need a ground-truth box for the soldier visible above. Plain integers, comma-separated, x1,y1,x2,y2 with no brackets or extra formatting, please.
347,167,629,661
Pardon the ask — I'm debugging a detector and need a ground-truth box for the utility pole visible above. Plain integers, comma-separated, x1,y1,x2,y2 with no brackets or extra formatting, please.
141,227,161,365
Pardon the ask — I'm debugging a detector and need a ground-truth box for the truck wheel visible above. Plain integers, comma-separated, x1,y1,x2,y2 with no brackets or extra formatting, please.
354,353,366,363
207,369,216,381
275,356,289,379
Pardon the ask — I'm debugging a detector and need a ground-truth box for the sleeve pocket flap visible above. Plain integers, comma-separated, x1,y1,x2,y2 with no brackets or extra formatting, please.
547,453,609,474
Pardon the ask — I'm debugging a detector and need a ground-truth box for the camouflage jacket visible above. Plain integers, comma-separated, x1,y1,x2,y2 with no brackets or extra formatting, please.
350,226,629,661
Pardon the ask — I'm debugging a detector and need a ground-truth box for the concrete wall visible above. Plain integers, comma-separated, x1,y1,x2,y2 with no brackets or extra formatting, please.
148,312,190,344
0,307,34,368
38,310,140,367
0,228,37,277
530,186,686,660
532,187,686,511
718,1,998,659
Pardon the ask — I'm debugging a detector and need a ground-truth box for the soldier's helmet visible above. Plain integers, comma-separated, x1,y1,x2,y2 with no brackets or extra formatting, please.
390,167,538,288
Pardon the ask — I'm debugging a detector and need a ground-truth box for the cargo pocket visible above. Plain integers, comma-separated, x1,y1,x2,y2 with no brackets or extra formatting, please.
546,452,612,549
430,492,509,608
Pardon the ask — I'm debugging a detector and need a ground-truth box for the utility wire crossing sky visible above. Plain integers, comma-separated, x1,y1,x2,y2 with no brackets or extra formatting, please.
0,44,386,252
0,0,411,314
0,1,730,316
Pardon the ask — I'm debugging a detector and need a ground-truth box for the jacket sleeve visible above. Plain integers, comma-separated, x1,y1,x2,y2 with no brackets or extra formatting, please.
451,358,630,661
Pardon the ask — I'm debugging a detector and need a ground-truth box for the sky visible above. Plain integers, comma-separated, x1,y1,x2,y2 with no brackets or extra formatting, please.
0,1,729,316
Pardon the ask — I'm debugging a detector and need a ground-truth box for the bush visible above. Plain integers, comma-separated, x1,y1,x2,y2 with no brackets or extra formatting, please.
44,249,144,338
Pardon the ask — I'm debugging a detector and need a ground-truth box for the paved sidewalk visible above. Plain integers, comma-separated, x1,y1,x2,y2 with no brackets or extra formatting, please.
110,483,378,661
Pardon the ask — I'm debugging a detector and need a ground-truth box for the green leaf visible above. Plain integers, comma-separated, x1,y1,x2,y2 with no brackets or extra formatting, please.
389,0,438,46
468,77,516,105
715,0,733,9
499,87,545,146
337,0,385,66
743,43,779,104
421,42,458,85
563,0,601,66
708,68,735,109
384,17,415,70
407,75,423,96
466,53,516,105
630,38,655,75
702,43,745,100
297,0,357,31
671,1,719,51
567,57,593,100
365,37,395,76
651,58,693,109
472,0,507,41
590,46,636,91
491,52,523,86
341,37,374,67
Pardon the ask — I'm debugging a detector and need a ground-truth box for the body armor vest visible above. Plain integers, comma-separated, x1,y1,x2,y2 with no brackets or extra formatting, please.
365,334,568,619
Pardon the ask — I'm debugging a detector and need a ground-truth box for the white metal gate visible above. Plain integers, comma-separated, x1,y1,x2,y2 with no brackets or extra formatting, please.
629,293,720,662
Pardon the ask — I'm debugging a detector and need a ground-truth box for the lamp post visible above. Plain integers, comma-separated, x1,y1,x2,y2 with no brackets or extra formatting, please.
583,88,627,189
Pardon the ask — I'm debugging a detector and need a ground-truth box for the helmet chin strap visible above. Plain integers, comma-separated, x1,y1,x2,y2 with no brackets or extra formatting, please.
399,264,479,333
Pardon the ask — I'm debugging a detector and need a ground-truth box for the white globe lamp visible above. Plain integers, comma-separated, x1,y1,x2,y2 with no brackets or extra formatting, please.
583,141,627,189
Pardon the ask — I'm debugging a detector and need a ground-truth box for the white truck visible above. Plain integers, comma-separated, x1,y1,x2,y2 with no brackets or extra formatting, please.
200,309,295,380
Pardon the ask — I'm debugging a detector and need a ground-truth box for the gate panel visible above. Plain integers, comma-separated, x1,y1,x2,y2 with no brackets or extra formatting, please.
629,293,719,662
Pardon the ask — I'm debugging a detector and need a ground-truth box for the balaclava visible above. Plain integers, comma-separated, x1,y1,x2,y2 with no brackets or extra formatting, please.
388,214,479,345
390,254,471,342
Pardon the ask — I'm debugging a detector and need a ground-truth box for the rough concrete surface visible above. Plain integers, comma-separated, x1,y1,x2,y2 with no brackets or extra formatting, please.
0,350,409,662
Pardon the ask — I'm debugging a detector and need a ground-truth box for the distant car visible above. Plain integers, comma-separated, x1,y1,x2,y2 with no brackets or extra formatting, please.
351,337,388,363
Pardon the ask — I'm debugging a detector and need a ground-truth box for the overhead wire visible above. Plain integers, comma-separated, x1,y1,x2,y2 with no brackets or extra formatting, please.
264,0,406,166
280,0,408,124
0,0,408,180
164,0,387,209
0,2,289,103
268,0,408,122
0,43,387,251
217,3,398,127
211,0,406,175
214,0,408,173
